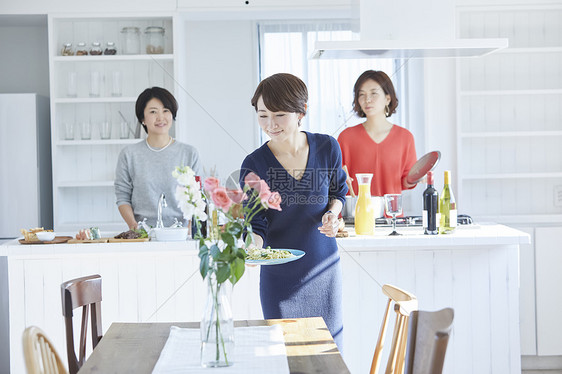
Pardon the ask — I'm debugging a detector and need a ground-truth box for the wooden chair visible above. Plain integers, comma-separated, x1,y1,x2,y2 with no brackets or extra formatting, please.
404,308,454,374
370,284,418,374
60,274,103,374
22,326,69,374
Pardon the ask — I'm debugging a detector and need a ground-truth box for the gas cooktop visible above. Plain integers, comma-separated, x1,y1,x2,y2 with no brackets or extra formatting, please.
344,214,473,227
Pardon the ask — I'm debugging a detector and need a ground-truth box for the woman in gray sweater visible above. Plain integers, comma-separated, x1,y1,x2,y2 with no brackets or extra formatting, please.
115,87,201,229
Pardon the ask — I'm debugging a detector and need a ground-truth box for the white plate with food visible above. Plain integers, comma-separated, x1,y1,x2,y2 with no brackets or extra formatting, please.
245,248,305,265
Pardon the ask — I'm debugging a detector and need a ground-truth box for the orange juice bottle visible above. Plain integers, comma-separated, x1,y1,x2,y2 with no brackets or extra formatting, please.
354,173,375,235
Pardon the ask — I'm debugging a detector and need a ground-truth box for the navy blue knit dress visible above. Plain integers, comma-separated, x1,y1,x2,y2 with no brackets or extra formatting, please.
240,132,348,349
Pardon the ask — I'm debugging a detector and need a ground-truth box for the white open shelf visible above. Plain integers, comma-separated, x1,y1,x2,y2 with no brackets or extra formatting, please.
456,5,562,220
48,13,177,232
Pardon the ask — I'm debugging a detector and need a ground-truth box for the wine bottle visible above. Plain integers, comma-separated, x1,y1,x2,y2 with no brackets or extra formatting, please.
423,171,439,235
439,170,457,234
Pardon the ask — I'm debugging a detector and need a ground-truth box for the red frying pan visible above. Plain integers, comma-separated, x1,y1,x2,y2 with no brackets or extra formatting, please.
406,151,441,185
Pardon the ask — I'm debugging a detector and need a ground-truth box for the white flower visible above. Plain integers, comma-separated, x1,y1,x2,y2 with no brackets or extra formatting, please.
173,166,207,222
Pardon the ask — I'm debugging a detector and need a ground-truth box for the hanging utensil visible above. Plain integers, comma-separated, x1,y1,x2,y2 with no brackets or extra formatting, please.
342,165,356,197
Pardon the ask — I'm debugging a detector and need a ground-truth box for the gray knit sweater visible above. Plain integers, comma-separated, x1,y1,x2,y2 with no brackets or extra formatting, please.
114,140,201,228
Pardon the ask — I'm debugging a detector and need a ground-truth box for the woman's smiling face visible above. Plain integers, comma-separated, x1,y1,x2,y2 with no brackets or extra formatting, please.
143,98,173,136
256,96,302,141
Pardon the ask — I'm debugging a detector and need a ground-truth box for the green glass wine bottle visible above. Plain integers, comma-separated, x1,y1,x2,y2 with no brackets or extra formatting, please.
439,170,457,234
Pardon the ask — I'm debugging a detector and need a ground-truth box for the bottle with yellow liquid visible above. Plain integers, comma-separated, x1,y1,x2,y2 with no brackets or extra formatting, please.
354,173,375,235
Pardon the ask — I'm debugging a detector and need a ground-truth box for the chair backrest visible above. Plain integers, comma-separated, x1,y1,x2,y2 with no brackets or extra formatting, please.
60,274,102,374
370,284,418,374
404,308,454,374
23,326,69,374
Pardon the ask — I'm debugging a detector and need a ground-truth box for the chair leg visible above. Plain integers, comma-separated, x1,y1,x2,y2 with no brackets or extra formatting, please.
385,311,405,374
79,305,89,366
396,316,409,374
370,298,393,374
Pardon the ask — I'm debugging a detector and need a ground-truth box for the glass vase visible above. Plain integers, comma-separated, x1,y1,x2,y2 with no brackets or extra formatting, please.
200,261,234,367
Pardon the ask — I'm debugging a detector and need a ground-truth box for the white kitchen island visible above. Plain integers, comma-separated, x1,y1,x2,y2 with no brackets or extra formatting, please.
0,223,529,374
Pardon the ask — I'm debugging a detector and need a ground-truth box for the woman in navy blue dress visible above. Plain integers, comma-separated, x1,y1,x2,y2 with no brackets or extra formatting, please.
240,73,348,350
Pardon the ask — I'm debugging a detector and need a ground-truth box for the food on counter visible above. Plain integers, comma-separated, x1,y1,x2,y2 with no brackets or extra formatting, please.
76,227,101,240
246,247,295,261
336,218,349,238
20,227,53,242
114,228,148,239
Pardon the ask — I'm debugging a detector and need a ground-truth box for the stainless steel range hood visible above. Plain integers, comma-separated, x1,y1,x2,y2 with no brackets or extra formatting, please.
311,0,508,59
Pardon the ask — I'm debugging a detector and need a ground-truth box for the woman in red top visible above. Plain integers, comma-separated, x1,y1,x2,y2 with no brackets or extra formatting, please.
337,70,417,196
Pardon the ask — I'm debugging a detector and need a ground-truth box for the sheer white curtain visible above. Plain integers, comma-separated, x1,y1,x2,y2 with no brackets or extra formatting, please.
257,20,404,140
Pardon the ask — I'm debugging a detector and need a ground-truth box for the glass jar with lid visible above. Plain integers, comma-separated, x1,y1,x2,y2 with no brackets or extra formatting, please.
121,27,140,55
76,42,88,56
144,26,165,54
90,42,102,55
61,42,74,56
104,41,117,55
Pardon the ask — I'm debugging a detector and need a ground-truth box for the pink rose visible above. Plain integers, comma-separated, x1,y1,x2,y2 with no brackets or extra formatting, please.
257,180,272,205
226,188,247,203
203,177,220,194
267,191,282,211
255,180,271,194
244,172,261,190
211,187,233,213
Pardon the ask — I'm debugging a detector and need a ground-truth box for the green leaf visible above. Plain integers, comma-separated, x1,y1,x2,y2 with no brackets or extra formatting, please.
216,262,230,283
209,244,221,260
199,253,209,279
221,232,235,247
236,247,247,260
217,246,232,262
227,222,243,236
230,258,245,285
244,234,253,248
198,244,209,257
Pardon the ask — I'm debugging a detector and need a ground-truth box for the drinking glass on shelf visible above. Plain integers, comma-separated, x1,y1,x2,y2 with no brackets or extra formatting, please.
120,121,130,139
89,71,101,97
111,71,122,97
384,194,403,236
99,121,111,139
80,121,91,140
67,72,77,98
63,122,74,140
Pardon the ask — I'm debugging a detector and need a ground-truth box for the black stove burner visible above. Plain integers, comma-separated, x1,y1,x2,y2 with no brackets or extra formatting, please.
344,214,473,227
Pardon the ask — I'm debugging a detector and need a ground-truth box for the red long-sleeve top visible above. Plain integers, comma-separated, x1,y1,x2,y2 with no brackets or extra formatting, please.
337,124,417,196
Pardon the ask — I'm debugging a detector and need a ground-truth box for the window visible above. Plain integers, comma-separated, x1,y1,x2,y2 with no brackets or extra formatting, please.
257,21,405,140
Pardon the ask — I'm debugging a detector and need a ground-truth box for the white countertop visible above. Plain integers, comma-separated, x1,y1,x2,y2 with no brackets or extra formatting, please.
0,223,530,257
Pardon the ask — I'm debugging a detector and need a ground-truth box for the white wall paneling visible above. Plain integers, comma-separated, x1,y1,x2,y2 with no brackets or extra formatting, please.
535,226,562,355
457,4,562,367
177,18,258,181
456,5,562,224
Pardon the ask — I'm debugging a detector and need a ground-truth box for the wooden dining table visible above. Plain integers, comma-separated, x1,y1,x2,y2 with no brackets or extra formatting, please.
77,316,350,373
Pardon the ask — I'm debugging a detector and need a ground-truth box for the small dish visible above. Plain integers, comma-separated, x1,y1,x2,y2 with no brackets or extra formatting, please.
153,227,189,241
36,231,56,241
245,249,305,266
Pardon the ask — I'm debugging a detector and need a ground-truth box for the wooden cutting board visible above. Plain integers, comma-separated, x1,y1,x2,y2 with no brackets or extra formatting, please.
67,238,110,244
108,238,150,243
19,236,73,245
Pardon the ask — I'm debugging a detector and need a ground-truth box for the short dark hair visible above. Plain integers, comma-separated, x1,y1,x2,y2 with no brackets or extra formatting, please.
135,87,178,133
353,70,398,118
251,73,308,115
